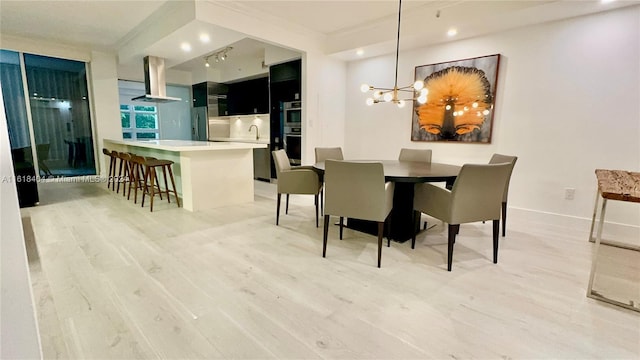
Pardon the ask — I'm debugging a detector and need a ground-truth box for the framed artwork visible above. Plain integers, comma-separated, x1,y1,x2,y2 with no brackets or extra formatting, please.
411,54,501,143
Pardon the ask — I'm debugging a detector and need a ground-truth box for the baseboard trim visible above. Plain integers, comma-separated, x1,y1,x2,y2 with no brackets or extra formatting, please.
508,206,640,245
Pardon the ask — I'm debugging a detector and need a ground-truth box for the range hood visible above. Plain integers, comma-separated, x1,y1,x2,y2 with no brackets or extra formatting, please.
131,56,181,103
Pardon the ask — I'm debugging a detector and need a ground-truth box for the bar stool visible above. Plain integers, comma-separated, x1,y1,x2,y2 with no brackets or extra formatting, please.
102,148,117,191
116,152,132,197
127,154,146,204
115,152,131,195
141,158,180,212
144,156,164,200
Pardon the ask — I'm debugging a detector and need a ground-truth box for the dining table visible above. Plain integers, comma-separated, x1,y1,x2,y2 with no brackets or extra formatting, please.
313,160,461,242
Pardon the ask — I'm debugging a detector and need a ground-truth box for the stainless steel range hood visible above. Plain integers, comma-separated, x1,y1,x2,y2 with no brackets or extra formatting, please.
131,56,181,103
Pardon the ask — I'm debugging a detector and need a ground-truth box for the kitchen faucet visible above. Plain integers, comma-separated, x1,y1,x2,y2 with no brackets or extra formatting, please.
248,125,260,141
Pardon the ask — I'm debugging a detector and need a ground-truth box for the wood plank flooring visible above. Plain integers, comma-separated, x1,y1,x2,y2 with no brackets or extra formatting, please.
21,181,640,359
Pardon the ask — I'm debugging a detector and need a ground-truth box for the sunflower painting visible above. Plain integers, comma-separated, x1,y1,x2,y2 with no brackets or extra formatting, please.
411,54,500,143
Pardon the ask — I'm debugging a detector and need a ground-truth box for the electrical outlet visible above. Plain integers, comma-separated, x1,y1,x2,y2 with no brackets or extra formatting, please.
565,188,576,200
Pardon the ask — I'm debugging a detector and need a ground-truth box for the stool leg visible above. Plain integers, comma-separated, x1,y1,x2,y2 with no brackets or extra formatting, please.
116,158,124,194
127,162,136,200
121,161,129,197
154,170,163,200
162,165,170,203
107,156,114,190
141,165,149,208
167,164,180,208
149,166,156,212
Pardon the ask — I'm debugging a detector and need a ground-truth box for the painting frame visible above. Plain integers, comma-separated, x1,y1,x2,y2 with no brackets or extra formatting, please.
411,54,501,143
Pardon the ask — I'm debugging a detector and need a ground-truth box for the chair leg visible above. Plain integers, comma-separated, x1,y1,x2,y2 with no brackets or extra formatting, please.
107,157,114,190
501,201,507,237
314,194,319,228
320,188,324,215
339,217,344,240
155,170,163,200
141,165,149,208
377,222,384,268
447,224,459,271
285,194,289,214
322,215,330,258
493,219,500,263
276,193,281,225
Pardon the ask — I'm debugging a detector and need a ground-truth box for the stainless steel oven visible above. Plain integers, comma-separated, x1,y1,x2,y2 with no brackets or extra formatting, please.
283,101,301,127
283,125,301,165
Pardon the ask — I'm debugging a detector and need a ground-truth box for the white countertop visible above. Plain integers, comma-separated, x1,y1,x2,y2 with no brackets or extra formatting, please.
209,137,270,145
105,139,267,152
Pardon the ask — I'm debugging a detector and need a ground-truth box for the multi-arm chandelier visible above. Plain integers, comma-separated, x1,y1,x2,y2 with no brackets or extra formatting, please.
204,47,233,68
360,0,427,108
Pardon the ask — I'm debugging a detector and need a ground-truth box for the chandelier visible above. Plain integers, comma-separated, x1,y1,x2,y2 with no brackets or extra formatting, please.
204,46,233,68
360,0,427,108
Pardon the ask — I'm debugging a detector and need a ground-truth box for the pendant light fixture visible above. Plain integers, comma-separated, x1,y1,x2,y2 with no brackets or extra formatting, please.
360,0,427,108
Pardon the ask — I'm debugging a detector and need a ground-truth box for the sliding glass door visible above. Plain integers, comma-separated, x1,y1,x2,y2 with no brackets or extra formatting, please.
2,50,95,180
23,54,95,177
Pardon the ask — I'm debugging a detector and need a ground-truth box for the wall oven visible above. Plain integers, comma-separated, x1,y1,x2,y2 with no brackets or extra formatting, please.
283,101,301,127
283,125,301,165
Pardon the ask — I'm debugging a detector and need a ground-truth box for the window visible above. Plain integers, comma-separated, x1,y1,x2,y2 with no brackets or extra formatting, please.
120,104,159,139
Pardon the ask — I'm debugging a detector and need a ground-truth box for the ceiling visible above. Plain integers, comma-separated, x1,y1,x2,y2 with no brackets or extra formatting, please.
1,0,638,74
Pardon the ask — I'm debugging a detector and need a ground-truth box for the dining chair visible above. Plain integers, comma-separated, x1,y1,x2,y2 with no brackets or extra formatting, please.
398,148,432,230
323,160,394,268
489,153,518,237
398,148,432,163
412,163,512,271
314,147,344,212
272,149,323,227
315,147,344,162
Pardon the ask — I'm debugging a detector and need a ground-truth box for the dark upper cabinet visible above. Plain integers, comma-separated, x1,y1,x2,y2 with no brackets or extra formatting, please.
226,77,269,115
192,82,228,116
270,59,301,83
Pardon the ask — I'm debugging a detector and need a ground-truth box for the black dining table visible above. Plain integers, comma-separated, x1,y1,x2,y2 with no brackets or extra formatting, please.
313,160,461,242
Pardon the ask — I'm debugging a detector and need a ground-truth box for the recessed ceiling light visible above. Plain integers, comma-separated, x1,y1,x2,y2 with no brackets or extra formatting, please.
199,34,210,43
356,49,364,56
447,28,457,37
181,42,192,52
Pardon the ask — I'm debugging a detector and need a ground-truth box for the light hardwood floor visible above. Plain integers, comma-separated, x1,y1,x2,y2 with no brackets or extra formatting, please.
21,181,640,359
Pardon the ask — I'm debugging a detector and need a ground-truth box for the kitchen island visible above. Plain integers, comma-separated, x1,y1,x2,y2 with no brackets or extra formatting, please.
104,139,267,211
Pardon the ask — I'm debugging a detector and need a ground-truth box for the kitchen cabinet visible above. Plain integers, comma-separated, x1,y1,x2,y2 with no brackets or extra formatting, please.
227,77,269,115
192,82,228,116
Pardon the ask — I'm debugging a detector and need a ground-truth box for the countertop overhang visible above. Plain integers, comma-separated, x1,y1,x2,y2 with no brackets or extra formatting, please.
105,139,267,152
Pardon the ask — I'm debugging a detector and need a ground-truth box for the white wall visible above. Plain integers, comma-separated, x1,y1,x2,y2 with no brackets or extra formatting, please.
89,51,122,177
345,6,640,236
0,84,42,359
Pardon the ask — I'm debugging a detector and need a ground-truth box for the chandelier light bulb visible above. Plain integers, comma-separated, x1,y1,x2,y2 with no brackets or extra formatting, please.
397,100,406,108
366,98,375,106
453,111,458,116
205,60,210,68
373,91,383,99
360,84,370,93
483,109,490,115
445,104,452,110
383,92,393,102
413,80,424,91
472,102,479,108
420,88,428,96
463,106,469,111
417,95,427,104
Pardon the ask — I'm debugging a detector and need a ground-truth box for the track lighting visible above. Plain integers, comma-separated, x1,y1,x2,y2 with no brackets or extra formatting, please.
203,46,233,67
